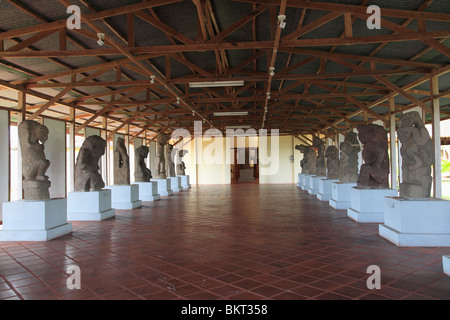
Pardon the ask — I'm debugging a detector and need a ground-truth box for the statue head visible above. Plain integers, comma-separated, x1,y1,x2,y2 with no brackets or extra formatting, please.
83,135,106,157
326,145,339,159
312,136,324,148
136,145,149,158
357,124,387,145
19,120,49,146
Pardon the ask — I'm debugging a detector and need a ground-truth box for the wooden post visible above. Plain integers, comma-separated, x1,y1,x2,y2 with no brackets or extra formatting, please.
67,107,75,193
101,117,108,186
430,75,442,198
389,97,397,189
17,90,26,199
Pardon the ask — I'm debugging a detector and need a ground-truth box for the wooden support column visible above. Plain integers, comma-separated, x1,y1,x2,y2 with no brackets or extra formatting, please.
430,75,442,198
389,97,397,189
17,90,26,200
67,107,75,193
101,117,109,186
18,90,26,121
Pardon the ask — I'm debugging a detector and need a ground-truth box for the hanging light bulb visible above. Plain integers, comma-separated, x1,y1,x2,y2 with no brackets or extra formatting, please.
97,33,105,46
150,75,156,84
278,15,286,29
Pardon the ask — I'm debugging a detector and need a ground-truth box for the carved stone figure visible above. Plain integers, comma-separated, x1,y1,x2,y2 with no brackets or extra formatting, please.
398,111,433,198
114,137,130,185
313,137,326,177
165,143,176,177
176,149,188,176
74,135,106,192
18,120,51,200
154,132,169,179
295,144,316,175
357,124,389,189
339,131,361,183
326,145,339,180
134,145,152,182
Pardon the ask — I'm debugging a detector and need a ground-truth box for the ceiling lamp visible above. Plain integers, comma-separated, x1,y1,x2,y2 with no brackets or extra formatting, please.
189,80,244,88
213,111,248,117
97,33,105,46
225,125,252,129
278,15,286,29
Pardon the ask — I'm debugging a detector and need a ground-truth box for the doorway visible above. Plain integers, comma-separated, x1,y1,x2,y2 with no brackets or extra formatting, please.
231,147,259,184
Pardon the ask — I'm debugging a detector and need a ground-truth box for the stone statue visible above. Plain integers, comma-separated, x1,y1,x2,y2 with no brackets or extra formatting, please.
357,124,389,189
326,145,339,180
113,137,130,185
176,149,188,176
134,145,152,182
398,111,434,198
295,144,316,175
339,131,361,183
313,137,326,177
18,120,51,200
74,135,106,192
165,143,176,177
154,132,169,179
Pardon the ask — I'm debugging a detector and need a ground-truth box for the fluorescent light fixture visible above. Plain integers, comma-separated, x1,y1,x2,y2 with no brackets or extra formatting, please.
225,125,252,129
213,111,248,117
189,80,244,88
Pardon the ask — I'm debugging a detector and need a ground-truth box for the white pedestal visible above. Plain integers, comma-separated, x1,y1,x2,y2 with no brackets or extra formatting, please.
152,178,173,197
67,190,116,221
168,176,183,192
308,176,325,195
105,185,142,209
301,174,312,191
0,199,72,241
134,181,160,201
317,179,338,201
347,187,399,223
297,173,304,188
443,256,450,276
179,175,191,189
329,182,357,210
379,197,450,247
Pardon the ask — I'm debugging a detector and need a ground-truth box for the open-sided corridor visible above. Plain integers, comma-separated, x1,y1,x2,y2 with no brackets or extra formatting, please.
0,184,449,300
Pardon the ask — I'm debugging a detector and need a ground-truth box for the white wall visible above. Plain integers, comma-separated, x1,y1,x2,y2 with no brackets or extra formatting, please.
0,110,9,221
43,118,66,199
259,135,295,184
196,136,230,184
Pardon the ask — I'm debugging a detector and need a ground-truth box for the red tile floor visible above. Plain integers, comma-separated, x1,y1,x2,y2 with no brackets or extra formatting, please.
0,184,449,300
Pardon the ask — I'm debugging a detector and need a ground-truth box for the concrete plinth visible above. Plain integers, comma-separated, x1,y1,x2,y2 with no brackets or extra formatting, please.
379,197,450,247
179,175,191,189
168,176,183,192
134,181,160,201
308,176,325,196
347,187,399,223
329,182,357,210
105,185,142,209
301,174,312,191
67,190,115,221
297,173,305,188
0,199,72,241
152,178,173,197
317,179,338,201
443,256,450,276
